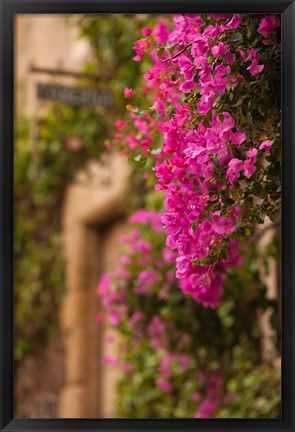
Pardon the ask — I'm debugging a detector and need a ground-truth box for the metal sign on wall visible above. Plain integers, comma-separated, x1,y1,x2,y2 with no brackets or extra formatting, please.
37,83,113,108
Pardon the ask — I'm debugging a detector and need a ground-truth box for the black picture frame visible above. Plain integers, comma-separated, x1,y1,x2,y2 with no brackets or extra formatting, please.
0,1,294,431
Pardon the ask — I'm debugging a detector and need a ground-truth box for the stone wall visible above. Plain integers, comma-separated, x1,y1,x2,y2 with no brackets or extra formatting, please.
58,155,131,418
15,15,89,118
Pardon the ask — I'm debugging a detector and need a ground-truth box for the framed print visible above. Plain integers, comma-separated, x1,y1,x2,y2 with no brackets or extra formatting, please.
0,1,294,432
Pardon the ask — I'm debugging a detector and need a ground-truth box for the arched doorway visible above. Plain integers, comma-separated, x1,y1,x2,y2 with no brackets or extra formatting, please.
58,153,130,417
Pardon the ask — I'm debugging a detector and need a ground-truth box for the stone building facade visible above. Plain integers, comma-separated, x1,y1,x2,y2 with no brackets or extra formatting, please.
15,14,130,418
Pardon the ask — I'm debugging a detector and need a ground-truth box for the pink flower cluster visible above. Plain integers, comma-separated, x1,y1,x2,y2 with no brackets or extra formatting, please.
97,209,234,416
97,210,178,329
156,351,191,394
257,15,280,39
147,314,190,352
157,110,248,308
114,13,278,308
194,372,232,418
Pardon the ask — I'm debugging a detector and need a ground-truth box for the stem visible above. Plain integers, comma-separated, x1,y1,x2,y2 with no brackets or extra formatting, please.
162,43,193,63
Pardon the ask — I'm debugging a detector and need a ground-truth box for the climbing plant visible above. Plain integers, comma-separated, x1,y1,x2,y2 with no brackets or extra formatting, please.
97,13,281,418
14,104,108,360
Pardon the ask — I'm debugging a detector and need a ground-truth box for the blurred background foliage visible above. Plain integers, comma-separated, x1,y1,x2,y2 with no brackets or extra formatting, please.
14,14,154,362
111,206,281,418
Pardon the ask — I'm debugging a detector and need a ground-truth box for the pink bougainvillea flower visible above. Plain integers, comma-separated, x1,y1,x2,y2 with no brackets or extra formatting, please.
95,313,105,323
115,119,127,130
154,20,169,43
129,209,163,232
197,89,216,114
244,148,258,178
257,15,280,38
115,266,130,279
120,254,130,265
245,49,264,75
246,148,258,160
196,400,218,418
212,216,236,235
163,247,177,263
156,378,173,394
259,139,274,154
124,87,136,98
226,158,244,184
129,311,144,328
247,58,264,75
97,274,111,296
159,354,172,378
142,27,153,37
211,42,226,58
120,229,139,243
123,362,133,373
138,269,158,285
184,144,209,163
178,54,195,80
108,310,121,326
225,14,243,29
192,392,202,402
133,39,151,61
179,79,196,93
231,131,247,146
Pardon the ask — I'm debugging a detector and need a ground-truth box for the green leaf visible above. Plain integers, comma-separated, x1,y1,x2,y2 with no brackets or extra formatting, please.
128,154,147,169
157,47,164,58
212,155,220,167
229,32,243,43
244,227,251,236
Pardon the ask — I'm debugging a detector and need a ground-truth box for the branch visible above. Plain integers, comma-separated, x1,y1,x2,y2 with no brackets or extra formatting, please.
251,220,281,244
162,43,193,63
